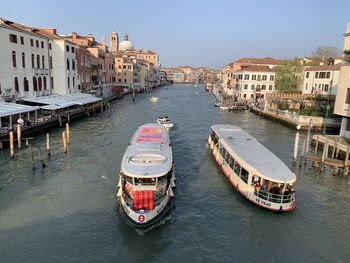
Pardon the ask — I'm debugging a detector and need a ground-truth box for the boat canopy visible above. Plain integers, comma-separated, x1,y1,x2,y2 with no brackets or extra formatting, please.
122,124,172,178
0,102,40,118
22,93,102,109
130,123,170,145
211,124,296,183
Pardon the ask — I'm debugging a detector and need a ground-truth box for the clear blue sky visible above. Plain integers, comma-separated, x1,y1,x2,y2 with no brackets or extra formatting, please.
1,0,349,69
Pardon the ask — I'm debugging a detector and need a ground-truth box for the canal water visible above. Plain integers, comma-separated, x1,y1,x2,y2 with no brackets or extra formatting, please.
1,84,350,262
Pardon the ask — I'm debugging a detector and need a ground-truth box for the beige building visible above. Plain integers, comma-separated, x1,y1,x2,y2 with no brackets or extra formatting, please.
0,18,53,101
233,65,276,100
221,57,282,97
110,32,161,91
334,23,350,138
302,65,340,95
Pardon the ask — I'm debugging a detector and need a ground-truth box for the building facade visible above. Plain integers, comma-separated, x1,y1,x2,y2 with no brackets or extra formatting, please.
302,65,340,95
0,18,52,101
233,65,276,100
38,28,80,95
334,23,350,138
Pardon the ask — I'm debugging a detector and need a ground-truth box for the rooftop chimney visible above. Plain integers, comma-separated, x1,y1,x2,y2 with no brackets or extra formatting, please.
41,28,57,35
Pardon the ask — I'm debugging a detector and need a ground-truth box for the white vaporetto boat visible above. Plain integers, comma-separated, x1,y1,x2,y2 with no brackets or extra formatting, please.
117,123,175,228
157,116,174,130
208,125,296,212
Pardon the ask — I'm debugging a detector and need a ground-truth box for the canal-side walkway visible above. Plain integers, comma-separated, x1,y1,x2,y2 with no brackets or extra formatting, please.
250,106,341,130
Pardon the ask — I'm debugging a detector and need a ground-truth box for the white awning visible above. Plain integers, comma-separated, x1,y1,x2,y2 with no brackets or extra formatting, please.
0,102,40,118
22,93,102,109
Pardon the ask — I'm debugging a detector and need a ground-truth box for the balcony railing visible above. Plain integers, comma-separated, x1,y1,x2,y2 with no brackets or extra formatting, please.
32,68,49,75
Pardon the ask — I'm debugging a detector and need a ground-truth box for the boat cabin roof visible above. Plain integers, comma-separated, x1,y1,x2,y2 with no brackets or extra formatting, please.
122,124,172,178
211,125,296,183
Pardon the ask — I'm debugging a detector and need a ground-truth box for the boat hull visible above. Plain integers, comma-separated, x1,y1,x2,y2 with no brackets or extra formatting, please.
117,196,174,229
208,137,296,212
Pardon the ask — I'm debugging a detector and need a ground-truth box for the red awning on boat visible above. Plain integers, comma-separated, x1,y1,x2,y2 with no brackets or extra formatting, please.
133,190,155,210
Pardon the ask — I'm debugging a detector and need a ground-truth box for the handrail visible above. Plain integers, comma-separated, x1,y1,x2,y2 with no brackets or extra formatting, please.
254,189,295,203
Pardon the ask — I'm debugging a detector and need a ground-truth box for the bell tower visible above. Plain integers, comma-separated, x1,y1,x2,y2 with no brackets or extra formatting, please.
110,31,119,52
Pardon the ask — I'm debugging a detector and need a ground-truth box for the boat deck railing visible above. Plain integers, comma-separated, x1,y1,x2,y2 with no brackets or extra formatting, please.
254,190,295,204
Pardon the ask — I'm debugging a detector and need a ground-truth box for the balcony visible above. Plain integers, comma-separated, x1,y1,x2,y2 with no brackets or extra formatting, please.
32,68,49,75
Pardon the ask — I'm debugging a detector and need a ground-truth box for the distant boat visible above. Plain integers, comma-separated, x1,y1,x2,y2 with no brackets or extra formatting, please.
150,96,159,102
157,116,174,130
214,102,222,107
220,105,230,110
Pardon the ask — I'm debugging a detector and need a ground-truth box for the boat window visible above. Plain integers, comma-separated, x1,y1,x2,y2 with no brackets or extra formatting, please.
125,176,133,184
219,144,224,155
211,131,219,145
234,161,241,175
240,167,249,184
225,151,230,163
135,177,156,185
229,156,235,169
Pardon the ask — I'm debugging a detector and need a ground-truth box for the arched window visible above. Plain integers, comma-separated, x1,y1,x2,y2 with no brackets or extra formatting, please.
12,51,17,67
73,77,75,87
23,77,29,92
42,55,45,69
67,58,70,70
36,55,40,68
14,77,19,92
38,77,42,90
43,76,47,90
33,77,37,91
22,52,25,68
72,59,75,70
49,56,52,69
67,77,70,88
31,54,35,68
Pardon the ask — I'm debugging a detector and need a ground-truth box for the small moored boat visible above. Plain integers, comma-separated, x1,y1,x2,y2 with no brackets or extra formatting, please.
157,116,174,130
117,123,175,228
208,125,296,212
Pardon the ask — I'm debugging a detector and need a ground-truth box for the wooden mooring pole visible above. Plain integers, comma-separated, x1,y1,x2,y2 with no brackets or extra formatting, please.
66,123,70,144
17,124,22,149
306,119,312,153
9,129,14,158
62,131,68,153
46,133,51,156
314,135,320,156
344,146,350,176
293,125,301,164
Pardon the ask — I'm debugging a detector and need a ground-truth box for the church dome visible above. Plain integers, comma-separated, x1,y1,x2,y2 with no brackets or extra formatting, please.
119,33,134,51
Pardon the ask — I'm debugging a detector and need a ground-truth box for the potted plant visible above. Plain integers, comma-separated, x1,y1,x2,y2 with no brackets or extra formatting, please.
344,49,350,61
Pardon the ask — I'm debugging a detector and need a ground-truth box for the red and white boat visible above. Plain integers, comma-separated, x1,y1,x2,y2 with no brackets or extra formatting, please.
117,123,175,228
208,125,296,212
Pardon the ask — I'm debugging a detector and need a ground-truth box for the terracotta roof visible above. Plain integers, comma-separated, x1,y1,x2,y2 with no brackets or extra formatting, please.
235,57,283,65
238,65,275,72
305,65,341,71
0,18,47,39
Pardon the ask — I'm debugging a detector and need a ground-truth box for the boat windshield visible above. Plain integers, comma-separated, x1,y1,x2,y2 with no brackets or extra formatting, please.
134,177,156,185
